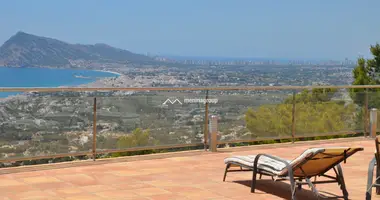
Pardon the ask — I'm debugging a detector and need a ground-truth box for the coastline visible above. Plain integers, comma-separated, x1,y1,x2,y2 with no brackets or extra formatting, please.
0,66,123,77
94,70,122,76
75,69,123,88
0,67,123,98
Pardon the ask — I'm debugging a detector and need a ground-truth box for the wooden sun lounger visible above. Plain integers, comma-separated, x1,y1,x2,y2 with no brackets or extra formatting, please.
366,137,380,200
223,147,363,200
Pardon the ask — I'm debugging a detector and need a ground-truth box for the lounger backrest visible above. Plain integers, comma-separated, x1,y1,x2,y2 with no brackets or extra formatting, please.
278,147,363,177
375,137,380,165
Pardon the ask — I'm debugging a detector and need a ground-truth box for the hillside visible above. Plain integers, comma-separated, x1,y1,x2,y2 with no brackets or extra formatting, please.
0,31,155,68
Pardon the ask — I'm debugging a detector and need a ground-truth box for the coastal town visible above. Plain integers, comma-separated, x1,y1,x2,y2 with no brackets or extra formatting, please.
0,62,356,160
79,63,354,88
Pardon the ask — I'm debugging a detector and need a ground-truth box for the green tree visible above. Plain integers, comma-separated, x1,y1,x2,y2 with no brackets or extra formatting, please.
349,44,380,131
246,89,356,138
245,104,292,137
111,128,160,157
117,128,152,148
350,44,380,107
284,87,337,104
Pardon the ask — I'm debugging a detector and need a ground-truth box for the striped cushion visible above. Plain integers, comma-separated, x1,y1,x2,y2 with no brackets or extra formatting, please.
224,155,291,175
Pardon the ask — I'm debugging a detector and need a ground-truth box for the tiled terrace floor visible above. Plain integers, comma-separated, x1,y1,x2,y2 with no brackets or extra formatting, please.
0,137,378,200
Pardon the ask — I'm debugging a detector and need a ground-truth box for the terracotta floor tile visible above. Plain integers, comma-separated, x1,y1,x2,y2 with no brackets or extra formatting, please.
111,182,152,190
55,174,97,186
63,194,105,200
10,171,47,178
0,184,36,195
106,170,151,177
9,190,58,199
22,176,62,184
145,180,180,187
146,193,190,200
79,184,116,192
89,173,136,185
53,187,85,196
132,187,171,196
19,197,62,200
29,182,74,190
94,189,140,198
162,186,204,194
0,178,26,187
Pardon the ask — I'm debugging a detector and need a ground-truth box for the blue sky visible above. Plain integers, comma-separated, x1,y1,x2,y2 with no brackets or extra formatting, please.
0,0,379,60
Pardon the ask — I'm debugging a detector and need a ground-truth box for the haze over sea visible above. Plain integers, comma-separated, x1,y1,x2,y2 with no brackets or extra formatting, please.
0,67,119,97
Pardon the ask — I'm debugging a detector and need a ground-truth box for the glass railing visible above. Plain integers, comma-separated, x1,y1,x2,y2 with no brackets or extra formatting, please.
94,91,207,153
0,86,378,163
213,89,294,143
0,93,94,160
294,90,361,137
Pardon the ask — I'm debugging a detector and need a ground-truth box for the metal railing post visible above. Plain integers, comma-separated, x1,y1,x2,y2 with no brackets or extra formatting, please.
203,90,209,151
92,97,97,161
364,89,369,137
291,90,296,143
370,108,378,138
209,115,218,152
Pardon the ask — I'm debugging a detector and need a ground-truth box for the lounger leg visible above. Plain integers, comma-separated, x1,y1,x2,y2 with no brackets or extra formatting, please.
286,167,297,200
289,177,297,200
223,163,231,182
297,178,302,190
336,164,348,200
376,163,380,195
366,157,376,200
251,167,257,193
305,177,319,197
251,156,261,193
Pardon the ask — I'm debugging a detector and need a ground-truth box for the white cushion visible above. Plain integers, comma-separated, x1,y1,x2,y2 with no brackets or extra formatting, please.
224,155,291,175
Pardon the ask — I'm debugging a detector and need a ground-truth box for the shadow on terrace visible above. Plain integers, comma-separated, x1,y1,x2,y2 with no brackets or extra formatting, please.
0,85,379,199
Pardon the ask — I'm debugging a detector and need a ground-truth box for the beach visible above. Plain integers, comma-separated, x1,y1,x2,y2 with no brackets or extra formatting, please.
94,70,123,76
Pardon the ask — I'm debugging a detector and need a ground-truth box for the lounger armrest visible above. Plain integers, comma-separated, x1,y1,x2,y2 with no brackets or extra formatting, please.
254,154,294,179
254,154,289,165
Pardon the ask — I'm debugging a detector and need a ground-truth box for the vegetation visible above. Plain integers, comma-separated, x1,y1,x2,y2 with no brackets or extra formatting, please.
351,43,380,107
111,128,161,157
245,88,356,138
284,87,337,104
117,128,151,148
349,43,380,131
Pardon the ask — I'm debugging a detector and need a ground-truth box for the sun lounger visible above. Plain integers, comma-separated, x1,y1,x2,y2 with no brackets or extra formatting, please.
366,137,380,200
223,147,363,200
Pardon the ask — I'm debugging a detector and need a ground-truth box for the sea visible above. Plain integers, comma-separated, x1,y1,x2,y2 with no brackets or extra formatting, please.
0,67,120,97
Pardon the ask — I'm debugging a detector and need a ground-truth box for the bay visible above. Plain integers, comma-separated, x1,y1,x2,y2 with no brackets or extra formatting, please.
0,67,120,97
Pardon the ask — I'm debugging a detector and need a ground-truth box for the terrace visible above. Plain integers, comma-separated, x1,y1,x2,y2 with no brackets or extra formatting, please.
0,85,379,199
0,137,376,199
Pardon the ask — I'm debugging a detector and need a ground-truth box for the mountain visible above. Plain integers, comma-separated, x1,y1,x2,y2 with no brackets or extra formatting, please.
0,31,155,68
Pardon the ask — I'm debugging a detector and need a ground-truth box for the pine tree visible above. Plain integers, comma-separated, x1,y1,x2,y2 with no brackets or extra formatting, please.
350,44,380,107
